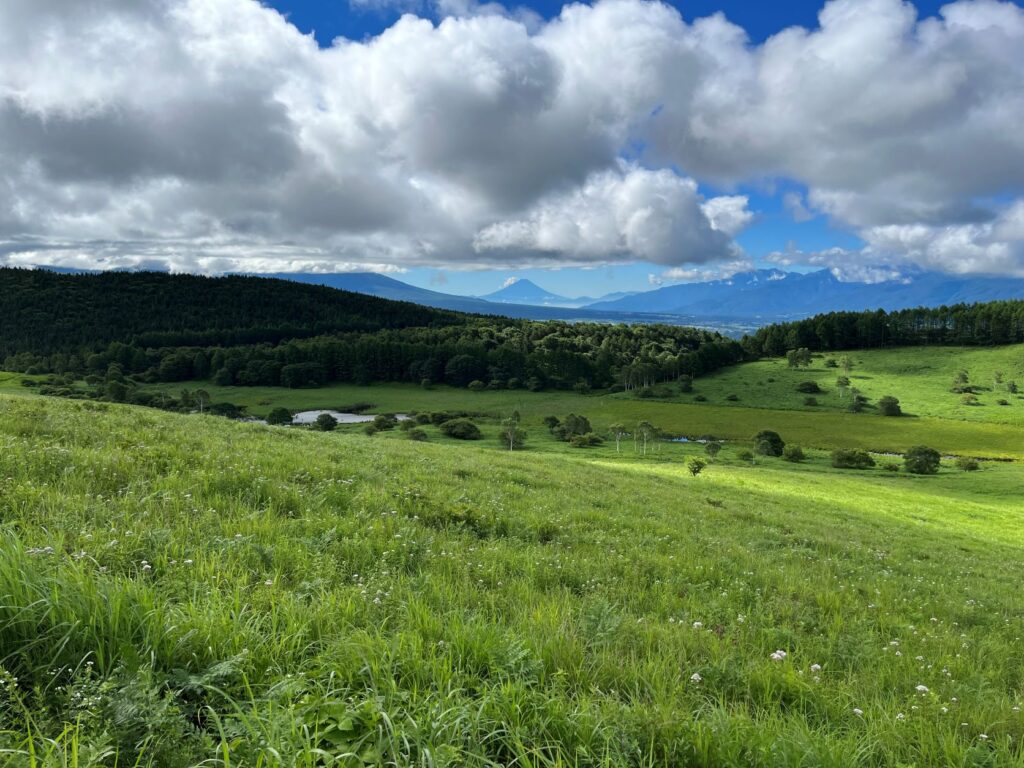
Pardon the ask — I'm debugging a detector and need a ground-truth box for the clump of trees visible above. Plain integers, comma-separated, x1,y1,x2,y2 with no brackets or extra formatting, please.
753,430,785,457
904,445,941,474
831,449,875,469
786,348,812,368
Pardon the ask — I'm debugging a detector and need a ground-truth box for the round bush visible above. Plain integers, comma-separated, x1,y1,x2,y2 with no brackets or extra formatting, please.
783,445,805,462
878,396,902,417
407,428,428,441
955,456,979,471
266,407,292,426
314,413,337,432
440,418,482,440
795,381,821,394
831,449,875,469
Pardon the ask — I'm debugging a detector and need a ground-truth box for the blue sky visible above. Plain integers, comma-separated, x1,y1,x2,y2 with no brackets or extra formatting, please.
260,0,966,298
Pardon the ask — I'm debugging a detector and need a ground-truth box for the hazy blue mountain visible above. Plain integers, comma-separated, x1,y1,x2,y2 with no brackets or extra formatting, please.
480,278,636,307
266,272,684,324
481,279,573,305
587,268,1024,319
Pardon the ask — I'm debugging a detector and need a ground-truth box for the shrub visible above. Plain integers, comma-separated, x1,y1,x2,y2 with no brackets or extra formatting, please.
725,394,739,402
693,395,708,402
363,424,378,436
883,462,901,472
736,449,754,463
313,413,337,431
407,428,428,442
440,419,482,440
878,396,902,416
753,430,785,457
266,407,292,426
849,394,869,412
955,456,980,472
420,378,433,389
960,394,980,406
569,433,604,448
831,449,875,469
399,419,416,431
573,380,591,394
904,445,941,475
467,380,486,391
372,414,398,431
677,374,693,392
803,396,818,406
687,458,707,477
824,359,838,368
783,445,805,462
507,377,522,390
543,415,561,430
796,381,821,394
997,398,1009,406
498,424,527,450
704,441,722,461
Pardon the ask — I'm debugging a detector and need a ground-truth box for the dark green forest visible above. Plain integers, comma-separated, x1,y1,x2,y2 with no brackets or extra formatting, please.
743,302,1024,356
0,268,741,393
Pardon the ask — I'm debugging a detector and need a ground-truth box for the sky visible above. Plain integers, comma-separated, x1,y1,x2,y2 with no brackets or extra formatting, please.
0,0,1022,298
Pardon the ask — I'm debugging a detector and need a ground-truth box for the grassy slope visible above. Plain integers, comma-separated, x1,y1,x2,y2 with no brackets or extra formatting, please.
691,345,1024,425
1,395,1024,766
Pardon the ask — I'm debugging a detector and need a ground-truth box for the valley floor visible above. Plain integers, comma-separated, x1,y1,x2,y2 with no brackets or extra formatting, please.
2,392,1024,766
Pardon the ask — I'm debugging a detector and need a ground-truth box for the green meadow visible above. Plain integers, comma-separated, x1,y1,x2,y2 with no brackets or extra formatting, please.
2,357,1024,764
142,344,1024,458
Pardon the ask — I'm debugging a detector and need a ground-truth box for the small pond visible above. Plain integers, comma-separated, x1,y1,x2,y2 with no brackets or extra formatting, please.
291,410,410,425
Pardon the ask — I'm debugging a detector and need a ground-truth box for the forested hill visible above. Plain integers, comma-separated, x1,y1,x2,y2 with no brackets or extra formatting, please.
0,267,462,356
0,267,744,393
744,300,1024,356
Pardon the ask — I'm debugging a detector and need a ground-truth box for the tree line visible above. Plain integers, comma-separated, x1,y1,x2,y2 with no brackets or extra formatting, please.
743,301,1024,356
0,268,744,390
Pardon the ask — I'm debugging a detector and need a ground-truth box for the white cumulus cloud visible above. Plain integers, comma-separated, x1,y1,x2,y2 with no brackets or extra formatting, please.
0,0,1021,275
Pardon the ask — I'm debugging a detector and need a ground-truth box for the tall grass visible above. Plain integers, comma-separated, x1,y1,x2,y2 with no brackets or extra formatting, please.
1,395,1023,765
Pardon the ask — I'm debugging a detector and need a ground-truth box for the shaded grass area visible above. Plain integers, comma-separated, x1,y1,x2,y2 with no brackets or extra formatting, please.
1,396,1023,765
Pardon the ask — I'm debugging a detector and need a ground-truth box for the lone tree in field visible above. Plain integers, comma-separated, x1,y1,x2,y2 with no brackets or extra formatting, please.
499,416,526,451
878,396,902,416
753,430,785,457
314,413,338,431
635,420,656,456
951,369,970,393
836,376,851,398
266,407,292,426
687,458,707,477
839,356,854,374
608,423,628,453
904,445,941,475
194,388,211,414
704,441,722,462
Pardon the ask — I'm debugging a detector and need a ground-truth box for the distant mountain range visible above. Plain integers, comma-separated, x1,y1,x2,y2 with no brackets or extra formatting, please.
587,268,1024,319
31,264,1024,331
274,268,1024,327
